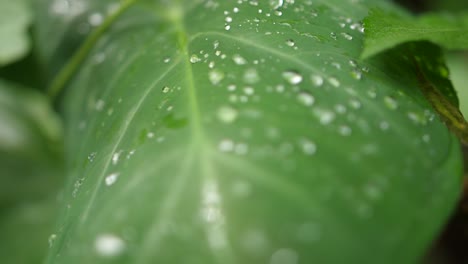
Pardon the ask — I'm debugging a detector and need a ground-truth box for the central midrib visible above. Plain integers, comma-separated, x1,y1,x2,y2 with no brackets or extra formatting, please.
170,3,206,150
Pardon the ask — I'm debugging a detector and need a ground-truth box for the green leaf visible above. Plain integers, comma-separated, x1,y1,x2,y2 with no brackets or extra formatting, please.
0,0,32,66
362,9,468,59
37,1,462,263
446,52,468,117
0,79,63,206
0,79,64,263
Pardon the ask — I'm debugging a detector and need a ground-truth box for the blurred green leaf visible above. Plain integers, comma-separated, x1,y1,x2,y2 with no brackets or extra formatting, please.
0,198,59,264
0,79,63,206
362,9,468,59
446,53,468,117
35,0,463,263
0,0,32,66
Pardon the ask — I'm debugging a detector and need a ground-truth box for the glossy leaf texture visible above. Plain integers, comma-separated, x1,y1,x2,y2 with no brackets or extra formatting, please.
36,0,463,263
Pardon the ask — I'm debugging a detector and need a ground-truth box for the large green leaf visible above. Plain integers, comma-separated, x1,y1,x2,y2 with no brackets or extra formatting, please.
36,0,463,263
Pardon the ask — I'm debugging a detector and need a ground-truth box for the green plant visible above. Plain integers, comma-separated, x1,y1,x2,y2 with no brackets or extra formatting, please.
1,0,468,263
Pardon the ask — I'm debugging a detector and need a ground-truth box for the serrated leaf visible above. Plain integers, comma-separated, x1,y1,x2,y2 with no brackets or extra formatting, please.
362,9,468,59
37,1,463,263
0,0,32,66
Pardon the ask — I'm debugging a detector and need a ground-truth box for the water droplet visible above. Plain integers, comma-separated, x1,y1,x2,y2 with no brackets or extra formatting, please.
225,16,233,23
163,57,171,63
94,234,126,258
111,152,121,165
328,77,340,87
218,139,234,152
297,91,315,106
232,54,247,65
315,109,335,125
190,54,201,63
422,134,431,143
379,121,390,131
285,39,295,47
243,86,255,95
209,69,225,85
383,96,398,110
270,0,284,9
105,173,119,186
48,234,57,248
341,32,353,40
88,12,103,26
338,125,352,136
297,222,321,243
310,74,324,87
84,152,96,164
162,86,170,93
300,139,317,155
243,68,260,84
270,248,299,264
217,106,238,123
224,25,231,31
95,99,105,111
282,70,303,85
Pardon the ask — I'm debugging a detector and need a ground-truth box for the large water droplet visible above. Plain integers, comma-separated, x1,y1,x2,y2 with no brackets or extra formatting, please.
282,70,303,85
105,173,119,186
94,234,126,258
285,39,295,47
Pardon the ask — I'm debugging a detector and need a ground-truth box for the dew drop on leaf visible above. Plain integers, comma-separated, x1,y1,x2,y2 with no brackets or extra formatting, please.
105,173,119,186
270,248,299,264
94,234,126,257
310,74,324,87
209,69,225,85
232,54,247,65
189,54,201,63
384,96,398,110
162,86,170,93
285,39,295,47
217,105,238,123
282,70,303,85
297,91,315,106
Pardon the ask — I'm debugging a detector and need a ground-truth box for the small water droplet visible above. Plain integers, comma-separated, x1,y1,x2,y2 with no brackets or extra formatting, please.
48,234,57,248
338,125,352,136
243,86,255,95
310,74,324,87
341,32,353,40
209,69,225,85
112,152,121,165
94,234,126,258
105,173,119,186
88,152,97,162
297,91,315,106
270,248,299,264
282,70,303,85
300,139,317,155
217,106,238,123
285,39,295,47
384,96,398,110
190,54,201,63
232,54,247,65
243,68,260,84
95,100,105,111
328,77,340,87
218,139,235,152
162,86,170,93
225,16,233,23
88,12,103,26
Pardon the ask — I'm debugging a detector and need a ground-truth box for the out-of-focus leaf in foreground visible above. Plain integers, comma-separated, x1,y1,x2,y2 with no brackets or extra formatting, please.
0,0,32,66
0,79,64,263
0,79,63,206
35,0,463,263
362,9,468,59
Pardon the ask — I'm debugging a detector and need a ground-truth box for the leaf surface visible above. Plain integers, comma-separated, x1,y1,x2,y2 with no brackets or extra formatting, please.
37,0,463,263
0,0,32,66
362,9,468,59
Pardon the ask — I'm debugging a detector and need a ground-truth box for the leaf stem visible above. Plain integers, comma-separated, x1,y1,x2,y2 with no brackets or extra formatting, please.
47,0,139,100
413,58,468,145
